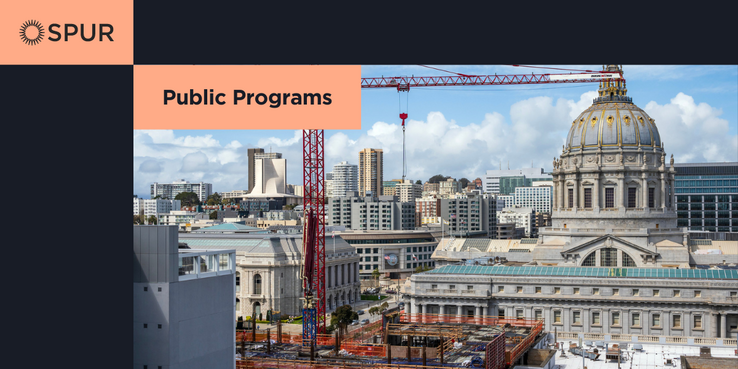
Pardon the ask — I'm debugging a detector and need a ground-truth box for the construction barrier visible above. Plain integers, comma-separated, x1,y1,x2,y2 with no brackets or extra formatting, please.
485,333,505,369
399,313,541,328
341,341,387,357
505,320,543,366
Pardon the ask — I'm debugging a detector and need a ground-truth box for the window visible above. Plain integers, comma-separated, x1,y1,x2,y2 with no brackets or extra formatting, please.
449,285,456,290
605,188,614,208
467,285,473,290
535,287,541,294
612,312,620,326
632,313,640,327
628,188,637,208
582,252,597,266
600,248,617,267
573,311,581,324
649,188,655,208
144,287,148,291
236,298,240,311
593,288,600,295
652,314,661,327
498,286,504,293
673,315,681,328
695,290,701,298
694,315,702,329
592,312,600,325
633,289,640,296
535,310,542,321
613,288,619,296
516,310,524,319
516,286,523,293
254,274,262,295
568,188,573,208
555,287,561,294
584,188,592,208
431,284,437,289
144,323,147,328
673,290,680,297
574,288,580,294
158,324,162,329
622,252,637,267
731,292,737,297
158,287,162,292
653,289,659,297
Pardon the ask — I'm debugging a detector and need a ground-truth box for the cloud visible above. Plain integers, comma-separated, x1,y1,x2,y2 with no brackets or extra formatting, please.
139,159,162,173
645,93,738,163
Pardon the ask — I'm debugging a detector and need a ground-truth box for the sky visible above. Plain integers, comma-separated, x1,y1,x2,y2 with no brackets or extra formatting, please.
133,65,738,198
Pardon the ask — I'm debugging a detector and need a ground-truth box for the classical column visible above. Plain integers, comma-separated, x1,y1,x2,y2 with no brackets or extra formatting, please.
439,304,445,321
573,177,579,209
457,304,463,318
602,309,609,334
720,313,727,338
622,309,629,334
618,176,625,208
684,311,692,337
593,175,600,209
643,311,649,336
712,313,719,338
642,176,648,208
558,178,564,210
660,173,666,209
483,306,488,317
476,306,482,316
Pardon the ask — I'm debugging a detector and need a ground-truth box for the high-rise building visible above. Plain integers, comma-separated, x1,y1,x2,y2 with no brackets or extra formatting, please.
324,172,334,198
439,177,461,195
438,193,497,237
330,161,358,197
358,148,383,196
396,180,422,202
382,179,403,196
133,197,182,217
151,179,212,202
249,156,287,196
327,192,415,231
673,162,738,232
497,206,536,237
513,186,553,213
247,148,264,193
482,168,551,194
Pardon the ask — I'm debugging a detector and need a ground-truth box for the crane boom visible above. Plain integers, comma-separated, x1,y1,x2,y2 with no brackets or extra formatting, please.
360,71,622,89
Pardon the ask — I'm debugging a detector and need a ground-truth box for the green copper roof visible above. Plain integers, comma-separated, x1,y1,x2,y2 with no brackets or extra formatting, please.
424,265,738,280
179,238,265,247
194,223,263,232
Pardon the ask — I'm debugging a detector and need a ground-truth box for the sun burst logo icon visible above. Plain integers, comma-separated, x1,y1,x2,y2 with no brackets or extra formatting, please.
20,20,45,46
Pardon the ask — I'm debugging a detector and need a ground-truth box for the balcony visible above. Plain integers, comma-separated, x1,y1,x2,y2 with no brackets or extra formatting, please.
178,249,236,281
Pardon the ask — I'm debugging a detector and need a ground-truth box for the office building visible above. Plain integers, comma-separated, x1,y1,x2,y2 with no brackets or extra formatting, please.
416,197,441,225
482,168,551,194
247,148,264,193
325,172,334,198
382,180,403,197
337,230,438,279
513,185,553,213
497,206,536,237
135,198,181,217
358,148,383,196
151,179,213,202
134,225,237,369
330,161,359,197
674,162,738,232
327,192,415,231
438,193,497,238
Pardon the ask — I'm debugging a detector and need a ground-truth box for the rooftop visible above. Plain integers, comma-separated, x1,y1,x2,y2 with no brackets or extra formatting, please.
423,265,738,279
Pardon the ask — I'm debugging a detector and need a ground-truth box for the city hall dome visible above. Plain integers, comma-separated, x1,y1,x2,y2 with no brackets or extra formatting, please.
565,65,661,151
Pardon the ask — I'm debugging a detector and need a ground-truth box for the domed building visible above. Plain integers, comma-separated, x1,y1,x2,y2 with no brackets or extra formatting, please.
539,65,686,268
405,66,738,341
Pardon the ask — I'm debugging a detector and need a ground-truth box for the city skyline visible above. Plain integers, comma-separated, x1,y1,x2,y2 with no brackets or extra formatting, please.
133,65,738,198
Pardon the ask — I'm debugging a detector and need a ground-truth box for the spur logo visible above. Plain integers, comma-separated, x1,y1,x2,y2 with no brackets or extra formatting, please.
19,19,114,45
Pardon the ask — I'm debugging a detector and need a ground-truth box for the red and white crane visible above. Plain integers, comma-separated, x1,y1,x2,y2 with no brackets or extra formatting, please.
301,65,624,340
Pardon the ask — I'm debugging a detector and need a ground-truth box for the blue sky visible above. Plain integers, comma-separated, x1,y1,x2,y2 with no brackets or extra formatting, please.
134,65,738,198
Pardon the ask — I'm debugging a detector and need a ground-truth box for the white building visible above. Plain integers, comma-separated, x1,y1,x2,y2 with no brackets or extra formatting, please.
330,161,358,197
325,172,334,198
513,186,553,213
247,157,288,196
134,197,181,217
396,180,422,203
151,179,212,202
439,178,460,195
497,206,535,237
482,168,551,194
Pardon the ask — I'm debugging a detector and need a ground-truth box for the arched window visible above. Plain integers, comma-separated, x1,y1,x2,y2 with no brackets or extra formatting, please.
236,272,240,293
582,252,597,266
236,298,240,311
254,274,262,295
600,248,618,267
622,252,637,267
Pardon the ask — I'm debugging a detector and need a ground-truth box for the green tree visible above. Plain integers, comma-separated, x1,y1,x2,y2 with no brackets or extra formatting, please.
133,214,145,224
206,192,222,206
210,210,218,220
368,306,379,316
415,180,422,185
147,215,158,225
372,268,380,287
175,191,200,207
428,174,447,183
379,302,389,312
330,305,358,335
459,178,470,189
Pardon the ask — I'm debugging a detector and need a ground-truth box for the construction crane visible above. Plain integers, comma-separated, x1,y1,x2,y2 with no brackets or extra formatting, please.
301,65,625,343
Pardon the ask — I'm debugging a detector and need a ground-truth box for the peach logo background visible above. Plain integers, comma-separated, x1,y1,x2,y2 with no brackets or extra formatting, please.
134,65,362,130
0,0,132,64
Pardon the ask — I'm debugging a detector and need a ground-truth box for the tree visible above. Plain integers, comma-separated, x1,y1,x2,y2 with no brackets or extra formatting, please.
368,306,379,316
415,180,422,185
372,268,380,287
428,174,447,183
147,215,158,225
379,302,389,312
206,192,222,206
175,191,200,207
210,210,218,220
133,214,145,224
330,305,358,335
459,178,470,189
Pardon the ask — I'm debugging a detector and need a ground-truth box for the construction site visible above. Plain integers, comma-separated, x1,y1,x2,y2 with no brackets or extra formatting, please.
235,312,548,369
